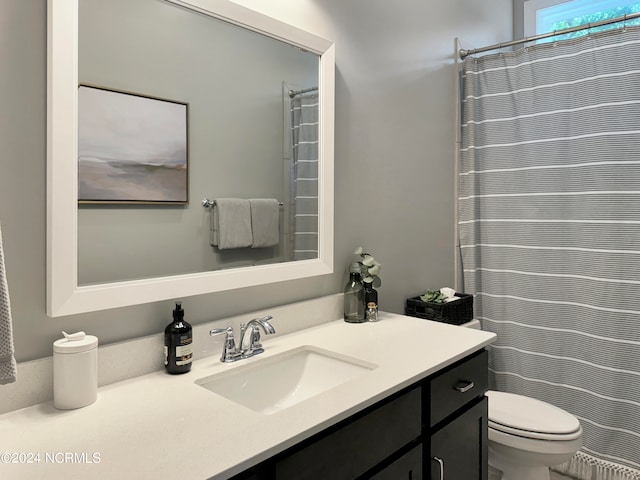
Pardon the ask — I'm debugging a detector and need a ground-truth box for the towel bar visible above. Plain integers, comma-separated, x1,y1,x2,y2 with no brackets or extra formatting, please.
202,198,283,208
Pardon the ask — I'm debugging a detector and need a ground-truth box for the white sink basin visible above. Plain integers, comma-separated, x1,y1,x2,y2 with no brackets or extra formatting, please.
195,345,377,414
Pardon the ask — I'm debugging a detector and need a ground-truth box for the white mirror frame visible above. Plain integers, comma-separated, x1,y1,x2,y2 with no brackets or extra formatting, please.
47,0,335,317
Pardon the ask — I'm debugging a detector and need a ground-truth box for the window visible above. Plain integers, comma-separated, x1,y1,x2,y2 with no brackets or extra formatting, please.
523,0,640,42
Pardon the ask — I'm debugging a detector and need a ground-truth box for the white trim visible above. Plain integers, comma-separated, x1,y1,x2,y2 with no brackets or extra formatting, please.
524,0,569,37
47,0,335,316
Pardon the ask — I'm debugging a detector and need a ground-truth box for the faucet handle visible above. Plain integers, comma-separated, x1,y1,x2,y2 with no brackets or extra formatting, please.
209,326,234,338
209,326,239,363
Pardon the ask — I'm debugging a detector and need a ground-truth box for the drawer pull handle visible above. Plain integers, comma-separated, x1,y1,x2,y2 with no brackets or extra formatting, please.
432,456,444,480
455,380,475,393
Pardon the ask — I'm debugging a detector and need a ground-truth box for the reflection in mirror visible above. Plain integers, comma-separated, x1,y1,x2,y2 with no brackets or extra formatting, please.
47,0,334,316
77,0,320,285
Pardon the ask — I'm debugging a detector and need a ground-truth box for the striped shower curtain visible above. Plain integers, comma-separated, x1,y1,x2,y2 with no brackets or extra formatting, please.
290,93,319,260
458,27,640,480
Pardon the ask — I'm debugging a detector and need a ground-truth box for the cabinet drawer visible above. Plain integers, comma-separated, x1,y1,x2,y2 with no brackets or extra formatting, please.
275,387,422,480
429,349,488,426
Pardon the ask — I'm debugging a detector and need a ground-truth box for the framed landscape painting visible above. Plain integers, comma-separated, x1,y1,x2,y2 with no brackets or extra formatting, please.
78,85,189,204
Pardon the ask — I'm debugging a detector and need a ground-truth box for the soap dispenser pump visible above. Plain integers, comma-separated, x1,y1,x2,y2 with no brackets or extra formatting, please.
164,302,193,374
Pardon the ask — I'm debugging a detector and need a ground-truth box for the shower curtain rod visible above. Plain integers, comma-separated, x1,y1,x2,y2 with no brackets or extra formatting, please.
288,86,318,98
459,12,640,59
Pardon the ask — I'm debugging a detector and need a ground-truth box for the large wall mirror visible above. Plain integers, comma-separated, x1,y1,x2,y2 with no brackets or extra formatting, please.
47,0,335,317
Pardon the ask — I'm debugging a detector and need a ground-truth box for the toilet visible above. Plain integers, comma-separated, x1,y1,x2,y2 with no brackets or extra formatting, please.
486,390,582,480
463,320,583,480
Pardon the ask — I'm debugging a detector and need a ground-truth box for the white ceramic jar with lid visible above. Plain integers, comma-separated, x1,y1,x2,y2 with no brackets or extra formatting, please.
53,331,98,409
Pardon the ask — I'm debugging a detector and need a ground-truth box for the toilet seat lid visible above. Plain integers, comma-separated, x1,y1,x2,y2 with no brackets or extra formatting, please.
487,390,581,439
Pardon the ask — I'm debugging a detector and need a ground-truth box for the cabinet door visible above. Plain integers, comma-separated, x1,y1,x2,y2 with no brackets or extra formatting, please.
430,397,487,480
370,445,422,480
275,387,422,480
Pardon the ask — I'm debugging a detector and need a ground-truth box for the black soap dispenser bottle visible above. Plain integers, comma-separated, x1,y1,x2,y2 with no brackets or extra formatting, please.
164,302,193,374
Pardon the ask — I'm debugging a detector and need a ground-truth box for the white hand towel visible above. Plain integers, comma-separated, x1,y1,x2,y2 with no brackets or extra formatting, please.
211,199,253,249
250,199,280,248
0,223,16,385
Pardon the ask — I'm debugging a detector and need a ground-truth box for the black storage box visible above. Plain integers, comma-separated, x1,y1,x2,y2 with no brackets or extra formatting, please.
405,293,473,325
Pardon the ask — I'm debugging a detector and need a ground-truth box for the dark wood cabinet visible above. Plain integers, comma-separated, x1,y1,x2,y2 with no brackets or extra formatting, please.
424,350,489,480
229,349,488,480
430,397,488,480
429,349,488,426
371,445,422,480
427,349,489,480
275,387,422,480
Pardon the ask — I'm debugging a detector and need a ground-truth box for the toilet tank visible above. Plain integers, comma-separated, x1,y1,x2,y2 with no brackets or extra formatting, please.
462,319,481,330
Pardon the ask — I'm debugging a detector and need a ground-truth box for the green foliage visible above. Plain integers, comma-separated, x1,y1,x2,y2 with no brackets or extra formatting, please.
420,290,447,304
550,3,640,40
353,246,382,288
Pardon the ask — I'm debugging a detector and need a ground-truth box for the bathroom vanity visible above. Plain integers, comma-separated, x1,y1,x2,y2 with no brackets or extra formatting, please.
0,312,494,480
233,349,488,480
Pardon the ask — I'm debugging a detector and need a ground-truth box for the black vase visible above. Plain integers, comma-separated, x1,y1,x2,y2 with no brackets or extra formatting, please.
364,282,378,321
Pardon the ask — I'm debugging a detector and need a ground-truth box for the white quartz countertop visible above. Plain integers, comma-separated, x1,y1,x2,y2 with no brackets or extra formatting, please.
0,313,495,480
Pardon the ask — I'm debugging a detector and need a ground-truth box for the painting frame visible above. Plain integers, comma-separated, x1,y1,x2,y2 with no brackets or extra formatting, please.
77,84,189,205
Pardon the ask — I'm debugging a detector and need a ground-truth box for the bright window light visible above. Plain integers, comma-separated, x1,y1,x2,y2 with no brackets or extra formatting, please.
524,0,640,41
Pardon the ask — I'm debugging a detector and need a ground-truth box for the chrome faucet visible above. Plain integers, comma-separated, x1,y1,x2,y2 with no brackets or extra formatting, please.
239,315,276,357
209,315,276,363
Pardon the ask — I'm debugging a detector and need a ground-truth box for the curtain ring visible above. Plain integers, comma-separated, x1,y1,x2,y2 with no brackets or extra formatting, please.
623,14,628,33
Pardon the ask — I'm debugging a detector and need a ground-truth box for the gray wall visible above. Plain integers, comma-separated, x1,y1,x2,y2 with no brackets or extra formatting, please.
0,0,512,363
77,0,318,283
